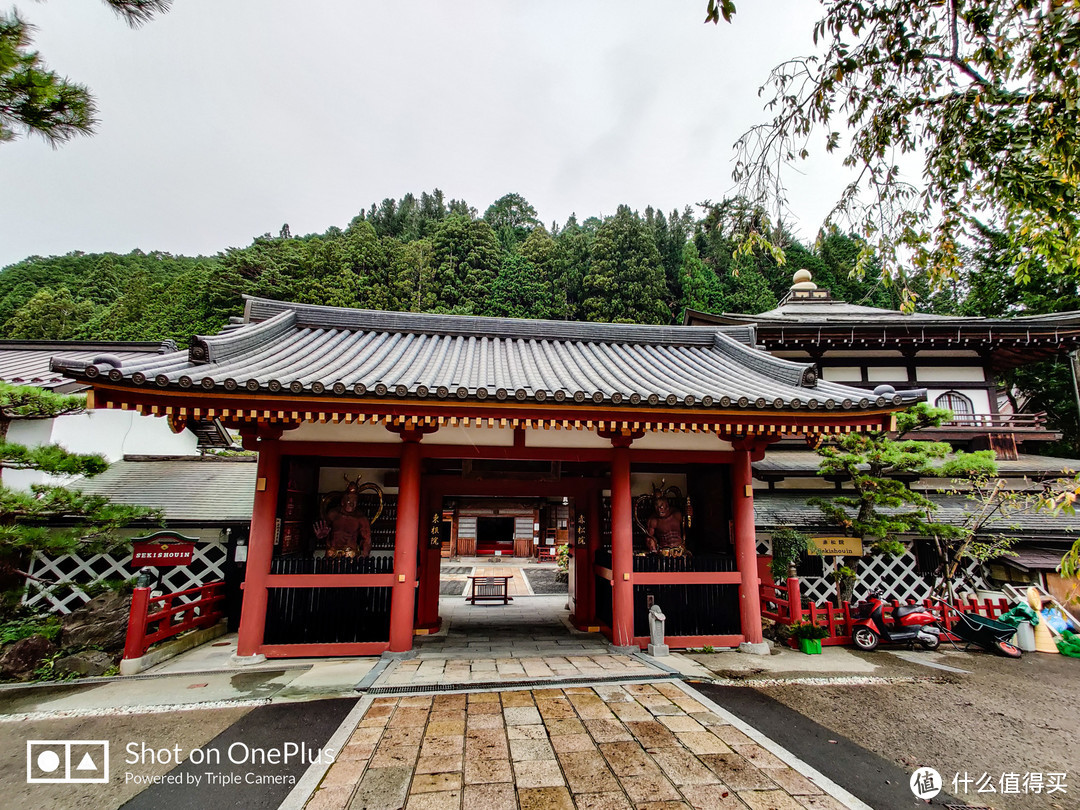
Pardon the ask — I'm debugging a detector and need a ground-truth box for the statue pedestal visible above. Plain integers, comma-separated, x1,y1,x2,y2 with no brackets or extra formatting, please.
647,643,669,657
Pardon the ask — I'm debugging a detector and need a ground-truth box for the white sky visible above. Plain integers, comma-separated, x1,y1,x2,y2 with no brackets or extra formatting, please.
0,0,852,268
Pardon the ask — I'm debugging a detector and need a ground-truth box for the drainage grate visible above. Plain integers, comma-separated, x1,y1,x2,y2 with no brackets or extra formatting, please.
945,806,994,810
359,671,681,695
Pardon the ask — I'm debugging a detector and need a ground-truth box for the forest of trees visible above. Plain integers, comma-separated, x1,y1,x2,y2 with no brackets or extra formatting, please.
1,190,1077,452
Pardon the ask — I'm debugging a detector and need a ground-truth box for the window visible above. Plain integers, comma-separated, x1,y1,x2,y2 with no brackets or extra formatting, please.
935,391,973,417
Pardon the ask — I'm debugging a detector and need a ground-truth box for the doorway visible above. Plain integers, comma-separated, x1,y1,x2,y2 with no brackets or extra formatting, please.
476,516,515,556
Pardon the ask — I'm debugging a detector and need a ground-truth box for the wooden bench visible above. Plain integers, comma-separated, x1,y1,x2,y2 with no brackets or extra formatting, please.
468,575,512,605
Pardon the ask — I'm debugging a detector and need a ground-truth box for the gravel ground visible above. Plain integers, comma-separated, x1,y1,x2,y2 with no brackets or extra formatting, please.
755,649,1078,810
522,567,568,594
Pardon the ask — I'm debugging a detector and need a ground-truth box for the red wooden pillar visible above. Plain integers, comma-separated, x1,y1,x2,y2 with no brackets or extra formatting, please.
610,440,636,649
237,438,281,658
732,446,765,646
389,436,423,652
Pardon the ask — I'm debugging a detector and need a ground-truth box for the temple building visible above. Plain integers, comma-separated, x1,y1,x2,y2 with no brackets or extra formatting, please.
688,270,1080,607
53,296,921,660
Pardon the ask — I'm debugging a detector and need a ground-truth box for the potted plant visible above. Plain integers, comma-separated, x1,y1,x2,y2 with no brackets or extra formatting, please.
789,622,829,654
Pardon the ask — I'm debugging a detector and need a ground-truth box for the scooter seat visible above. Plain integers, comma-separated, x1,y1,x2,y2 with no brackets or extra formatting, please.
894,604,921,619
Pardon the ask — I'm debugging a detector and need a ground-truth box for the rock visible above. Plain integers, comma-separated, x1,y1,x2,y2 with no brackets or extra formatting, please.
61,590,131,651
53,649,116,678
0,635,57,681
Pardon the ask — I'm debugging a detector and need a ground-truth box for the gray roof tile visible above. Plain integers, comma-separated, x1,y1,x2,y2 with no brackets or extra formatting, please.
53,297,924,413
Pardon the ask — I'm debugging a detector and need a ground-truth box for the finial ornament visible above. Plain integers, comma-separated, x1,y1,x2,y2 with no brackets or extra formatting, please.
791,268,817,291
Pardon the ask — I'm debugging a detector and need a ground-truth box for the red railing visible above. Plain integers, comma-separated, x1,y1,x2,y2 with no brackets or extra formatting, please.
760,580,1013,646
123,581,226,660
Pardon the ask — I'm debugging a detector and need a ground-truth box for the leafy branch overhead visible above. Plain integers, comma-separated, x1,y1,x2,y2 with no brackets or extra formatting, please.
709,1,1080,301
0,1,170,144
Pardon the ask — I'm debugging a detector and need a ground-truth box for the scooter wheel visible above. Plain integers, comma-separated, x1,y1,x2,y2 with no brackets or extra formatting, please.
994,640,1022,659
919,635,941,651
852,627,879,651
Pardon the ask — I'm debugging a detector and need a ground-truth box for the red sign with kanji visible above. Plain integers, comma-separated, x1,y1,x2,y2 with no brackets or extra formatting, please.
132,540,195,566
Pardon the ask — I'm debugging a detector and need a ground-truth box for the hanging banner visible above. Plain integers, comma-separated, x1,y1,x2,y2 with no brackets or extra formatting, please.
131,531,198,566
808,536,864,556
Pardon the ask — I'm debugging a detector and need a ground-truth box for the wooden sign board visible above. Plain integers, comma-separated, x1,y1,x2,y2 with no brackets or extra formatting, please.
808,536,863,556
131,531,198,567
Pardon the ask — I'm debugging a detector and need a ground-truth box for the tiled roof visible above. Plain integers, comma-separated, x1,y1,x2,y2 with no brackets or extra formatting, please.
0,340,175,391
753,491,1080,537
52,297,924,413
74,457,255,524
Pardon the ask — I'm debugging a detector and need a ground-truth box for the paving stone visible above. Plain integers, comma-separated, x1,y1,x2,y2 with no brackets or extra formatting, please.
462,783,517,806
464,757,514,784
430,709,467,723
517,786,575,810
624,683,659,695
642,699,681,716
433,694,468,710
466,728,510,759
411,772,464,793
349,727,385,746
505,706,544,725
698,754,777,792
731,744,788,770
400,696,434,708
658,715,706,733
420,736,464,759
383,727,426,747
360,713,392,729
711,725,756,747
305,785,353,810
390,708,432,728
338,742,376,762
536,699,578,720
687,711,726,728
764,768,823,795
608,701,655,723
467,701,503,715
469,692,501,703
322,758,366,786
514,759,566,788
466,713,505,730
370,743,421,769
650,747,721,785
426,719,467,737
365,703,396,717
795,795,849,810
544,718,586,736
502,690,537,706
404,790,462,810
598,741,662,778
508,723,549,740
624,721,679,749
679,784,746,809
737,790,806,810
573,792,634,809
676,731,731,756
619,772,682,804
550,733,596,754
510,737,556,761
349,766,412,810
635,802,692,809
568,694,616,720
415,755,463,774
557,749,620,793
585,718,634,743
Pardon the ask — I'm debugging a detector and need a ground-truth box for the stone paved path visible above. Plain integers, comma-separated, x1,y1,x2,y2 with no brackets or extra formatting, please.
304,682,848,810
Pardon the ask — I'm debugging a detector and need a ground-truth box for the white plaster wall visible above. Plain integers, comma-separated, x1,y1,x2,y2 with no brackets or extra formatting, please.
867,366,908,382
822,366,862,382
915,365,985,382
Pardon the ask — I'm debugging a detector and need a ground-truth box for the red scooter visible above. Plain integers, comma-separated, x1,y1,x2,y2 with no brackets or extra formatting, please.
851,592,941,652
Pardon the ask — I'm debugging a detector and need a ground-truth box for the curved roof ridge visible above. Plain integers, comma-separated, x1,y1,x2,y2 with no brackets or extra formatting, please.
191,309,296,365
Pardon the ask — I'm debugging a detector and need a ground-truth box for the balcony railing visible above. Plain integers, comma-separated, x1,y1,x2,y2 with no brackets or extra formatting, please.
915,412,1047,433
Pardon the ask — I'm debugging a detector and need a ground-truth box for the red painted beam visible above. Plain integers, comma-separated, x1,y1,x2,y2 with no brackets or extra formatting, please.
631,572,741,585
594,566,613,581
260,642,389,658
264,574,397,588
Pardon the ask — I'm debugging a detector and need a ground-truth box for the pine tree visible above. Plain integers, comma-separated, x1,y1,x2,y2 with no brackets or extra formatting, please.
581,207,671,325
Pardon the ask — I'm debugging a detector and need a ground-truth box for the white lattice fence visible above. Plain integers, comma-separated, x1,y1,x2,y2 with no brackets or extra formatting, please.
756,536,988,605
23,542,228,614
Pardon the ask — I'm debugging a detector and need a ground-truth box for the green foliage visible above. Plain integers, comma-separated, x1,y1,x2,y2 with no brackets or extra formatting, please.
720,0,1080,299
487,255,558,320
0,383,85,422
768,528,811,583
555,543,569,574
2,287,95,340
484,193,541,251
582,207,671,324
1,2,169,145
788,621,829,641
0,612,60,645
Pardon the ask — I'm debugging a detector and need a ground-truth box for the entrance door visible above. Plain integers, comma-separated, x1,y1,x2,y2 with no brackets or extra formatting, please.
476,516,515,556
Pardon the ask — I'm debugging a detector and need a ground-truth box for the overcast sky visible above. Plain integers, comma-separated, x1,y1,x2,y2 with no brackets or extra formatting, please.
0,0,851,269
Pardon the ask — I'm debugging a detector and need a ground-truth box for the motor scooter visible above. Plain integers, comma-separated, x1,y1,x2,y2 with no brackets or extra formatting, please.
850,592,941,652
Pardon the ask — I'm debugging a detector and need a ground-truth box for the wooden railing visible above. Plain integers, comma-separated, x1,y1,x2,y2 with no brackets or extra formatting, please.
761,580,1014,645
123,581,226,660
917,412,1047,432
